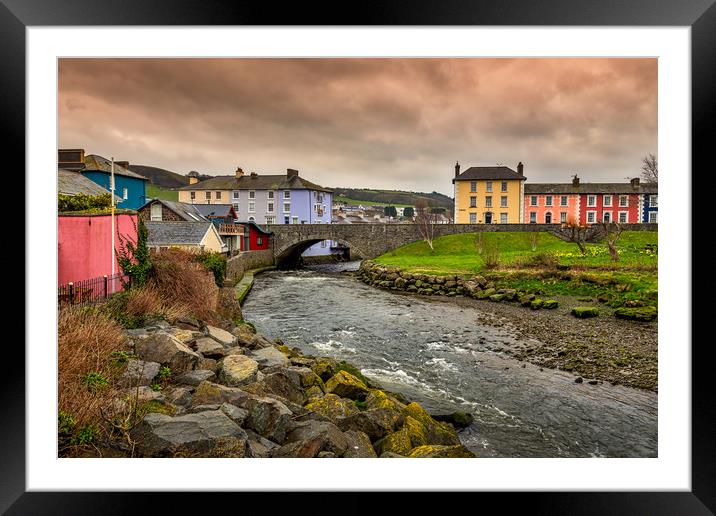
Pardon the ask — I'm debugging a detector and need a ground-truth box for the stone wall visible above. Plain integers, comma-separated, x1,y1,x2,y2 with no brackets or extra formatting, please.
226,249,275,281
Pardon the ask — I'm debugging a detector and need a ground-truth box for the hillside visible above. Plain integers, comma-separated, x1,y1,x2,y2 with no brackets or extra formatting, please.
330,187,454,209
128,165,190,188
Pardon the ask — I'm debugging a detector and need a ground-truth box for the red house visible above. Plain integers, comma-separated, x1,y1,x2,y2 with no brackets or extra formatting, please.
240,221,272,251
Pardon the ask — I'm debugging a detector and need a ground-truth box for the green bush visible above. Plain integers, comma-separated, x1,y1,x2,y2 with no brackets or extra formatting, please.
58,193,112,212
195,251,227,287
81,372,109,392
117,217,153,289
480,240,500,269
527,252,559,268
571,306,599,318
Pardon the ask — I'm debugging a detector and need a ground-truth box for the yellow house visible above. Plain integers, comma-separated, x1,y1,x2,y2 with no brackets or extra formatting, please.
452,162,527,224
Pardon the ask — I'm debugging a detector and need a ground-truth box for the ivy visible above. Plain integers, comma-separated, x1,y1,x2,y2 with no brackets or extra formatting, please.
195,251,227,286
116,217,153,288
58,193,112,212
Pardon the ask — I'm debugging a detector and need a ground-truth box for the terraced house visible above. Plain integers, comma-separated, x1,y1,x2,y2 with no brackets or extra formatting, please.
178,167,332,225
452,162,526,224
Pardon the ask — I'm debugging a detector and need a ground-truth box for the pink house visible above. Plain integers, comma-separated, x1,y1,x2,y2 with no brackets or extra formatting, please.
58,213,138,289
524,188,579,224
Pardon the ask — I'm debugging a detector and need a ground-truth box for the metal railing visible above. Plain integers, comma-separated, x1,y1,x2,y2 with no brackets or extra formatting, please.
58,273,128,306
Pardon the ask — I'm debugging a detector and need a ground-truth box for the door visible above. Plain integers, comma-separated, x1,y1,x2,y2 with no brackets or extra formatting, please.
485,212,493,224
545,212,552,224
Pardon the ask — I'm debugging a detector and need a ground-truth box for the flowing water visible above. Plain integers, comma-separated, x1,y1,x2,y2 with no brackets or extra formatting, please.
242,262,657,458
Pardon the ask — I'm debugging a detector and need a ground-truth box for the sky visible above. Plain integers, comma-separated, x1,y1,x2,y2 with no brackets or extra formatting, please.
58,58,657,196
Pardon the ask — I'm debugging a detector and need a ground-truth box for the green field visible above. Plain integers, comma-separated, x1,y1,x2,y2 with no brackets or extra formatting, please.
146,184,178,202
334,195,412,208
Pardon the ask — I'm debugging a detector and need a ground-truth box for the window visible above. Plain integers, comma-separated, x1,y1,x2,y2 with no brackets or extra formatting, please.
543,196,551,206
292,216,299,224
283,202,291,213
216,191,222,200
586,211,596,223
268,190,274,199
619,195,628,207
248,216,255,222
560,212,567,223
470,181,477,192
233,191,239,199
248,202,255,213
284,216,290,224
529,212,537,224
530,196,538,206
603,195,612,207
150,203,162,221
267,202,274,213
619,211,628,223
205,191,211,200
485,196,492,208
587,195,596,207
190,191,196,200
649,211,658,223
469,196,477,208
649,195,658,207
257,236,263,246
248,190,255,199
501,181,508,192
500,213,508,224
560,196,568,206
284,190,291,199
603,212,611,222
486,181,493,192
500,196,508,208
233,202,239,211
469,213,477,224
123,188,128,200
266,216,275,224
321,240,327,248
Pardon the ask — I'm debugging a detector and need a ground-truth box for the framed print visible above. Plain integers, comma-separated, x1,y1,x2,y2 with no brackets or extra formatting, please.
6,0,712,513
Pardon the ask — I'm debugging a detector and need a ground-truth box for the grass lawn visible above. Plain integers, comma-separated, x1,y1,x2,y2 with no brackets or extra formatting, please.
146,184,178,202
334,195,412,208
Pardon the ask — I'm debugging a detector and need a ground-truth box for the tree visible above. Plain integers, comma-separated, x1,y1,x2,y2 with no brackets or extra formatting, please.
641,153,658,184
415,198,438,251
384,206,398,218
403,206,414,218
599,221,624,262
561,217,588,255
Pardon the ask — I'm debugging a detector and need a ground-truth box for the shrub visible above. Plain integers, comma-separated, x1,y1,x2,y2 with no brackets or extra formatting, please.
117,217,153,289
58,193,112,212
527,252,559,269
571,306,599,318
480,240,500,269
103,286,189,328
195,252,227,287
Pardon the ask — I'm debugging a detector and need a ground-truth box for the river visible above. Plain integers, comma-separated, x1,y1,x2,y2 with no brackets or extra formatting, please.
242,262,657,458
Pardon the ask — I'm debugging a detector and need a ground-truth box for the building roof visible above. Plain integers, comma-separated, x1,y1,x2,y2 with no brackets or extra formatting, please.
238,220,273,235
81,155,149,180
524,182,658,194
58,169,122,201
139,199,210,222
453,166,526,182
145,221,215,246
193,204,237,219
178,173,332,193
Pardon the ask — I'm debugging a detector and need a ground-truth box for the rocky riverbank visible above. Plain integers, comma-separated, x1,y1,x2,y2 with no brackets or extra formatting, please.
106,316,476,458
357,261,657,391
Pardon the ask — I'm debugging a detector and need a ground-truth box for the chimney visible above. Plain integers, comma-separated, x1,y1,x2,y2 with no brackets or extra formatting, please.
58,148,85,170
189,177,198,185
115,160,129,169
454,161,460,178
572,174,580,187
630,177,640,188
517,162,524,176
235,167,244,179
287,168,299,180
250,172,258,178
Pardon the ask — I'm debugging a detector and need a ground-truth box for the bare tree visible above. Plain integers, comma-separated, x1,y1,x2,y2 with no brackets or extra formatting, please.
599,221,624,261
641,153,658,184
561,217,588,255
415,198,437,251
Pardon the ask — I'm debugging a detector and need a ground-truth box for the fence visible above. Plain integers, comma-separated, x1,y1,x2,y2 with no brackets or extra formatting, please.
58,273,129,307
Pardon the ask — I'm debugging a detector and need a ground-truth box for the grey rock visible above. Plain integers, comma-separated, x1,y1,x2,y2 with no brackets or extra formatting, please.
218,355,259,386
220,403,249,426
205,325,237,347
284,420,349,456
343,430,378,458
194,337,225,357
249,333,274,350
175,369,216,387
118,360,161,388
248,347,291,369
336,408,405,441
134,331,200,374
190,404,222,413
164,386,193,408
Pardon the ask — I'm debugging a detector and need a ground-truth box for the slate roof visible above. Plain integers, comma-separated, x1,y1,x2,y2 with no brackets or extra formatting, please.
193,204,237,219
179,173,332,193
145,221,214,246
139,199,210,222
453,166,526,182
58,169,122,201
81,155,149,180
524,182,658,194
237,220,273,235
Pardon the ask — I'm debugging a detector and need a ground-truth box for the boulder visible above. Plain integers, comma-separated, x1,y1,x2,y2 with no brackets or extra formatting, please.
519,294,536,306
241,395,293,443
163,386,193,408
205,325,237,347
543,299,559,309
241,372,307,406
123,386,166,403
380,452,406,458
311,358,339,381
305,385,325,400
283,419,350,456
530,299,545,310
271,436,325,458
248,333,274,350
131,410,248,457
403,416,429,448
475,288,496,300
194,337,225,357
248,347,291,369
118,359,161,388
219,403,249,426
489,294,507,302
290,356,316,368
431,411,474,429
373,426,412,457
218,355,259,387
571,306,599,318
175,315,201,329
404,402,461,446
244,428,279,458
614,306,657,321
190,404,221,413
342,430,378,458
196,357,218,372
135,331,201,373
304,393,359,422
365,390,406,412
335,408,405,441
408,444,476,458
175,369,216,387
325,371,370,400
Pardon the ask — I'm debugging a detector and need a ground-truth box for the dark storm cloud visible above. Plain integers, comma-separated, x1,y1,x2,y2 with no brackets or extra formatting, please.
58,58,657,194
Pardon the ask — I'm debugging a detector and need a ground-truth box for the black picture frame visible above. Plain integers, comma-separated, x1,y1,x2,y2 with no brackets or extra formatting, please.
5,0,710,513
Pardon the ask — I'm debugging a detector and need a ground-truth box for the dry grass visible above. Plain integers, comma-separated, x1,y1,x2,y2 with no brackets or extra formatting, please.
149,249,219,323
124,285,190,323
58,305,128,451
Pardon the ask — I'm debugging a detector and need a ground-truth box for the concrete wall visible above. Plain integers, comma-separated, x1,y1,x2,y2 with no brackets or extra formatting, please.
226,249,275,281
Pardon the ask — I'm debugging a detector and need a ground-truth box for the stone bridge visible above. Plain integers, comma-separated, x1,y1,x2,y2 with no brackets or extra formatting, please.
267,223,657,266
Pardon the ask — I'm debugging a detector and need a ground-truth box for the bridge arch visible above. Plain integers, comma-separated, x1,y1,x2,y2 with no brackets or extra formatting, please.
274,236,370,268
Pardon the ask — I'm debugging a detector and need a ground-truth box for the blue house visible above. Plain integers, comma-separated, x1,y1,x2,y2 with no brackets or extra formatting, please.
58,149,148,210
642,191,658,223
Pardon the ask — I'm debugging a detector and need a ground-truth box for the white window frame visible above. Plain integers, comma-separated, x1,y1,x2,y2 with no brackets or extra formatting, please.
500,196,508,208
283,202,291,213
150,203,162,221
485,196,492,208
470,181,477,193
284,190,291,199
529,212,537,224
500,212,508,224
469,196,477,208
486,181,493,193
122,187,128,200
619,195,629,207
232,202,239,212
530,196,538,206
268,190,275,199
501,181,508,192
603,211,611,222
248,201,255,213
265,216,275,224
618,211,628,223
205,191,211,200
649,194,658,207
190,191,196,200
560,212,567,223
587,195,596,207
267,201,275,213
544,211,553,224
648,211,658,223
469,212,477,224
215,191,222,200
292,216,299,224
586,211,597,223
603,195,612,207
560,196,568,207
233,191,239,199
248,190,255,199
545,195,553,207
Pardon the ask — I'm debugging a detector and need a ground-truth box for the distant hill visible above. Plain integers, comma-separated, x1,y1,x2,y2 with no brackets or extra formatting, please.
128,165,189,189
330,187,454,209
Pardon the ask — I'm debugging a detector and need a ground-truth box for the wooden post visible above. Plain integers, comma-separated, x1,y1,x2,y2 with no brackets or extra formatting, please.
68,282,74,304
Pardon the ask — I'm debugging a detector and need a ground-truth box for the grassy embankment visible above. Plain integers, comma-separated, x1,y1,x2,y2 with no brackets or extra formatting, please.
375,231,658,309
146,184,179,201
334,195,412,208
